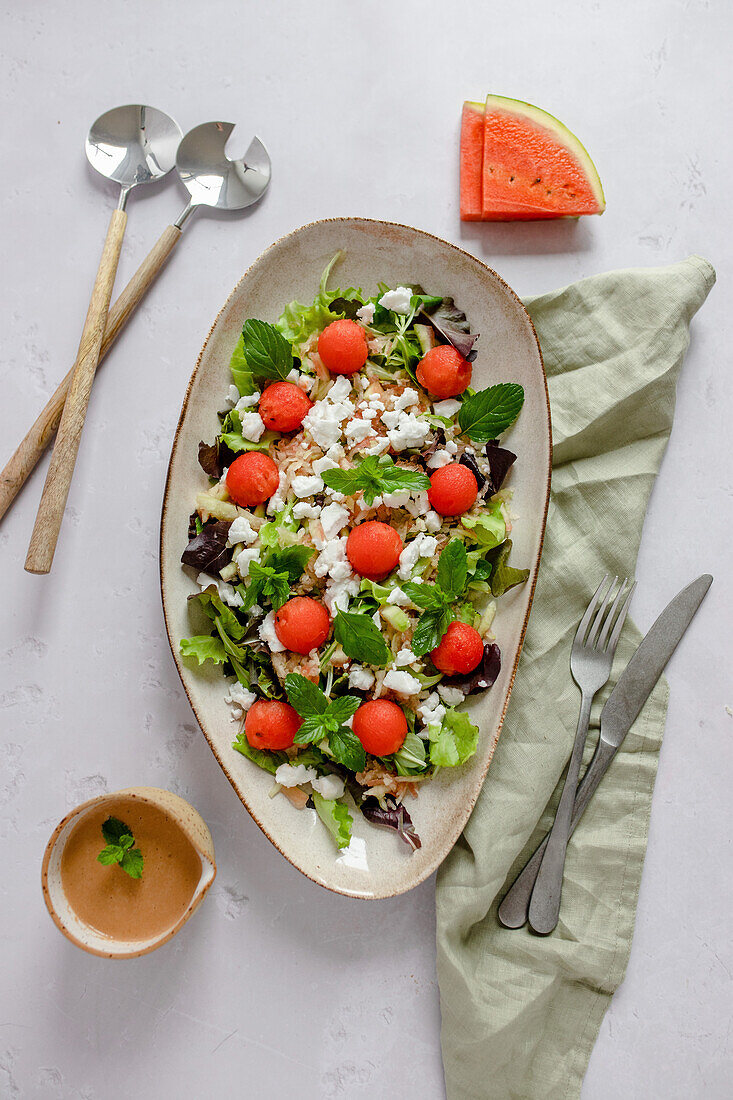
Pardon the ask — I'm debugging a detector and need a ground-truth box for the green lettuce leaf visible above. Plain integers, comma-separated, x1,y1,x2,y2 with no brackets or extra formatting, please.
390,730,428,776
461,500,506,549
276,253,362,346
312,791,353,849
232,732,288,774
428,709,480,767
179,635,228,665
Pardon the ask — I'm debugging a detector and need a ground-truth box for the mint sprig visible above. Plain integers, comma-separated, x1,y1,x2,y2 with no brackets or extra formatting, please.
334,610,391,666
97,817,144,879
285,674,365,771
458,383,524,443
402,538,470,656
322,455,430,506
241,319,296,382
242,545,314,612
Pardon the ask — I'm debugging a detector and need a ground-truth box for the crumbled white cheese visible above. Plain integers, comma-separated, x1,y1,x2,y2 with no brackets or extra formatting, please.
286,368,300,383
387,412,432,451
293,501,321,520
239,412,266,442
234,391,261,410
311,773,346,799
445,440,459,454
367,395,385,409
385,587,411,608
427,449,452,469
314,537,350,580
236,547,260,578
227,515,258,546
225,384,241,409
362,437,390,456
359,407,378,420
378,286,413,315
266,472,287,515
275,762,318,788
344,417,375,445
372,609,382,629
224,682,256,718
326,443,346,462
292,474,324,498
312,455,339,477
324,574,360,615
394,647,417,667
424,510,442,532
324,488,347,503
303,403,345,448
259,610,285,652
380,409,401,430
358,493,382,513
349,665,376,690
327,376,353,402
356,302,376,325
320,503,350,540
398,534,438,579
438,685,467,706
433,399,462,418
404,492,430,518
394,387,420,412
418,692,446,728
383,669,422,695
382,489,411,509
197,572,243,608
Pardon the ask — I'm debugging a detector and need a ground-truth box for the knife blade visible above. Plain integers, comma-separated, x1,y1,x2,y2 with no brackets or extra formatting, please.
497,573,712,929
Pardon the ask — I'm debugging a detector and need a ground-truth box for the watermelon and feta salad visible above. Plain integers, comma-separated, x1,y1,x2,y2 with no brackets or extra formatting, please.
179,255,529,853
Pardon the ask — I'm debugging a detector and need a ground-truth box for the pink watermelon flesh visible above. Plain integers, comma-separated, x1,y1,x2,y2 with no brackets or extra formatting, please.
482,100,604,220
460,102,484,221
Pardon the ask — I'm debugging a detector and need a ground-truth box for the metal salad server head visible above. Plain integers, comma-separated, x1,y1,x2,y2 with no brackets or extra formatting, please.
173,122,272,228
85,105,182,209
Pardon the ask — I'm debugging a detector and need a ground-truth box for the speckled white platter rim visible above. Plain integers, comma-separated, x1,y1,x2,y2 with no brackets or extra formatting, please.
160,217,551,899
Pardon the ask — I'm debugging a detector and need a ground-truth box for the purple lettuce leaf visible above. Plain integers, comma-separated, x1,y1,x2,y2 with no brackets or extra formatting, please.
361,795,422,851
181,520,232,574
459,451,485,492
198,439,223,479
419,297,480,362
442,642,501,696
484,444,516,496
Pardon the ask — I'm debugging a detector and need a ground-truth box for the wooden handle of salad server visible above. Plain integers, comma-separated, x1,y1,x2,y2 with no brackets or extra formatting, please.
24,208,127,574
0,224,182,524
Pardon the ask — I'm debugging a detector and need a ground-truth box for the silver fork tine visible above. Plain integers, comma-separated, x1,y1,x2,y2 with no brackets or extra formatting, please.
586,576,618,648
604,581,637,656
574,575,609,647
598,578,629,649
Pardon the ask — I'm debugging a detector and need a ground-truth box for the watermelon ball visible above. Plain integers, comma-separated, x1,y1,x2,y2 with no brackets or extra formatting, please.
226,452,280,508
318,319,369,376
245,699,302,750
259,381,313,432
427,463,478,516
431,621,484,676
346,521,404,580
274,597,331,655
416,345,472,398
353,699,408,756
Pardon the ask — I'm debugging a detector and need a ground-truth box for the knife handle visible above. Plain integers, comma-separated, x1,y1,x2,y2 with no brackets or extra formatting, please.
497,738,617,929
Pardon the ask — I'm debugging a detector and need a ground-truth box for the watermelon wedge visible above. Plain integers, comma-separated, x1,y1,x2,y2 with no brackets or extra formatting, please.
460,101,485,221
481,95,605,220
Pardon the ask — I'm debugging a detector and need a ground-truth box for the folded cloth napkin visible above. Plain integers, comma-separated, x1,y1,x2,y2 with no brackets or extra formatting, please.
436,256,715,1100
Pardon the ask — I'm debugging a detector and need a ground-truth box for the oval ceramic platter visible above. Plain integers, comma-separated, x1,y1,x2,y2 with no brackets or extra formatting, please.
161,218,551,899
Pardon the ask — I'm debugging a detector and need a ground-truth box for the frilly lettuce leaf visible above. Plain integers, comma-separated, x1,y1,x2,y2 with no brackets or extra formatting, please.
179,635,228,666
276,253,363,347
428,708,480,767
461,499,506,549
312,792,353,849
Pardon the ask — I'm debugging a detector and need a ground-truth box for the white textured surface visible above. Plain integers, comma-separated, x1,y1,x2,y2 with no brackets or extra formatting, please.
0,1,730,1097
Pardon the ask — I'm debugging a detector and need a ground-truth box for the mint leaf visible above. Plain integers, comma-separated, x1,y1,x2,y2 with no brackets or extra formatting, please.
180,634,228,665
101,817,129,846
293,715,330,744
229,333,257,395
458,383,524,443
328,695,361,724
329,726,366,772
436,539,467,600
241,319,294,382
390,730,428,776
322,455,430,507
428,709,480,767
267,545,314,583
334,610,391,666
285,673,329,717
312,792,353,849
97,845,123,866
401,582,445,610
244,562,290,611
120,848,144,879
411,606,453,657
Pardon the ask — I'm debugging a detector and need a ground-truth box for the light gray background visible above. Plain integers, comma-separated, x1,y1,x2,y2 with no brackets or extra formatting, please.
1,1,731,1097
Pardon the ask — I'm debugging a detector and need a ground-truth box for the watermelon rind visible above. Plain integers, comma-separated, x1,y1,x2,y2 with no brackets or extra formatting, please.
484,94,606,214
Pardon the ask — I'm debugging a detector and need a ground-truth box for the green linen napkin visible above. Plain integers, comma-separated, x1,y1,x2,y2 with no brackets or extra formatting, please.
436,255,715,1100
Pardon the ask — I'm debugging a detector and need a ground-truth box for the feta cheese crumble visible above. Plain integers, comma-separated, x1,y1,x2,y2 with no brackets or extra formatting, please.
235,547,260,577
433,398,462,418
276,762,318,788
311,774,346,799
383,669,422,696
356,302,376,325
259,610,285,652
349,665,376,690
197,572,243,608
292,474,324,497
398,533,438,579
319,502,350,540
378,286,413,315
239,411,266,442
224,682,256,718
227,515,258,546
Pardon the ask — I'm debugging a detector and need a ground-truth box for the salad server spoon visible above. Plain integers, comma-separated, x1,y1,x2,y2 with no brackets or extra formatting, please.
24,105,182,574
4,123,271,532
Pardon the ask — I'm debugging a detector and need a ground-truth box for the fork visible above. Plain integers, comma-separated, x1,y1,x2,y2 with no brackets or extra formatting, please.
527,576,636,935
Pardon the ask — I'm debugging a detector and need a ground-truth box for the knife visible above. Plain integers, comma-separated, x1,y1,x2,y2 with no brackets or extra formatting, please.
497,573,713,930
